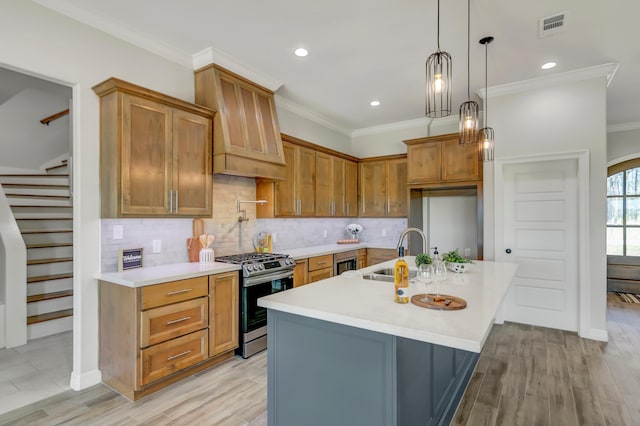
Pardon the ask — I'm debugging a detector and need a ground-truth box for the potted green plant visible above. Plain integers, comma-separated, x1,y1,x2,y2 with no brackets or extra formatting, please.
442,249,473,273
414,253,432,268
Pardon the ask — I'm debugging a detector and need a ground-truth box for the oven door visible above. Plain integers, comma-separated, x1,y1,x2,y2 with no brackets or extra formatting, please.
242,270,294,336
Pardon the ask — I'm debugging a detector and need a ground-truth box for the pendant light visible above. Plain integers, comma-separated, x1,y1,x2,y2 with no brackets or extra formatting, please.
478,36,494,162
425,0,452,118
459,0,479,144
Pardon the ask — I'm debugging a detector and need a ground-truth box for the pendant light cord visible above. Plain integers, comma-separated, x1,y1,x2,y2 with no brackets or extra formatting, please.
484,41,488,126
437,0,441,51
466,0,470,100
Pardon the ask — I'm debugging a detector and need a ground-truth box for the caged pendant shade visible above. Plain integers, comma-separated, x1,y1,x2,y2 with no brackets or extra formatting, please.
426,0,452,118
478,36,494,162
459,0,479,144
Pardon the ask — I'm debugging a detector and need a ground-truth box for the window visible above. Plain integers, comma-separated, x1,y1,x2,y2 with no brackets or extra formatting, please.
607,158,640,256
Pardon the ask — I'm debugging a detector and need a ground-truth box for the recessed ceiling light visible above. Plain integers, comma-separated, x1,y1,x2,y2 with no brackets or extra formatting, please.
541,62,557,70
294,48,308,57
370,100,381,107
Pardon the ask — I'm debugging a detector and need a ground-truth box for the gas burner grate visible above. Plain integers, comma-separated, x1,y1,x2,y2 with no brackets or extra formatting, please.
216,252,289,264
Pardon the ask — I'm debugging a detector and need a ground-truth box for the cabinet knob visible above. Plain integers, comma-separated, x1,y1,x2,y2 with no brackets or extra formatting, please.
505,248,512,254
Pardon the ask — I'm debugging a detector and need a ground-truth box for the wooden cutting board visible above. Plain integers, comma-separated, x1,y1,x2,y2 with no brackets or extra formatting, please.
187,238,200,262
192,218,205,238
410,294,467,310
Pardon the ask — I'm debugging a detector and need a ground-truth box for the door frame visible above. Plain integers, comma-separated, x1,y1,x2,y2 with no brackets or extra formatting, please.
494,150,590,338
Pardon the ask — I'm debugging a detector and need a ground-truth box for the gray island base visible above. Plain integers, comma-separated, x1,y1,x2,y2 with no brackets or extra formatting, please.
267,310,479,426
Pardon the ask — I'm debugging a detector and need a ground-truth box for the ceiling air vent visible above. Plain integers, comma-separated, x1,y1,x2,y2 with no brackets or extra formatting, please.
539,11,568,38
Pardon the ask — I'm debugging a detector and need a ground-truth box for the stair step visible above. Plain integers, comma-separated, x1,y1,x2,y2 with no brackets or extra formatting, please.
27,257,73,265
27,242,73,249
21,229,72,234
1,183,69,189
5,193,70,200
27,290,73,303
27,272,73,283
27,309,73,325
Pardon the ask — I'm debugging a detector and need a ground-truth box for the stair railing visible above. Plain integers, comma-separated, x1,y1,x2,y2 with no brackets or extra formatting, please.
0,186,27,348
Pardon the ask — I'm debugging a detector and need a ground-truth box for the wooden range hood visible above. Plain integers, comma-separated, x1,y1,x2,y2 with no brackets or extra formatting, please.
195,64,286,180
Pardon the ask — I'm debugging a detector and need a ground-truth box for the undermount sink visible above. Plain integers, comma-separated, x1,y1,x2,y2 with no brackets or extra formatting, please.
363,268,418,282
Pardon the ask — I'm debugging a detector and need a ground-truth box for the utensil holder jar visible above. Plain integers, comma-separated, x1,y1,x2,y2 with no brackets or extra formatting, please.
199,248,214,264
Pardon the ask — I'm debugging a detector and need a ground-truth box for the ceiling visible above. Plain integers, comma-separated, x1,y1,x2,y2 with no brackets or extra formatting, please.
36,0,640,134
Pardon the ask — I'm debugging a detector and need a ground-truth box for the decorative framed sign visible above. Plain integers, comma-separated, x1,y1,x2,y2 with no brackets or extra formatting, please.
118,248,143,271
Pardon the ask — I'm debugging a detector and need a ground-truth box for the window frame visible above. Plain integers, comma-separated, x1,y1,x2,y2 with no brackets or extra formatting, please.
607,157,640,257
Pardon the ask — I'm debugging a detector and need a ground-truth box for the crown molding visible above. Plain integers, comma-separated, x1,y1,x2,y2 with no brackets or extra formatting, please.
33,0,192,68
608,121,640,133
476,63,619,99
193,47,282,92
274,95,352,136
351,114,460,138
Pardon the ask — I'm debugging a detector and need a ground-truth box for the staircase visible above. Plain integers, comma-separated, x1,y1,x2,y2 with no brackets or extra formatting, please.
0,161,73,340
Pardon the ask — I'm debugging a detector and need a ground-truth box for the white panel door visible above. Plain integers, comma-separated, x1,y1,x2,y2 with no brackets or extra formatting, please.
499,159,578,331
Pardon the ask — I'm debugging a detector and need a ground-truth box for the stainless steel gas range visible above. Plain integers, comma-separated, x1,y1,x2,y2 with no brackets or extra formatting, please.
215,252,295,358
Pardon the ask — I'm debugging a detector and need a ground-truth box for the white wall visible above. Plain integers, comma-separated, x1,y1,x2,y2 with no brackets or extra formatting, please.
608,128,640,164
488,77,608,338
276,105,352,154
0,0,195,390
423,196,478,259
0,88,70,170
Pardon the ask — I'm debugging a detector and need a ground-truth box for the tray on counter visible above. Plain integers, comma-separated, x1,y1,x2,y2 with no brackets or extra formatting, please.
411,294,467,310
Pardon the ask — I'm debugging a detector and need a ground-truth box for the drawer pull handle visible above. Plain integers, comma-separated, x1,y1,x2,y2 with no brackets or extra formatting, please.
316,261,328,265
166,288,192,296
166,316,192,325
167,350,192,361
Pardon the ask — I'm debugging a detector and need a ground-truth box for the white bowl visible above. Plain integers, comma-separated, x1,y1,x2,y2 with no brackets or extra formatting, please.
446,262,468,273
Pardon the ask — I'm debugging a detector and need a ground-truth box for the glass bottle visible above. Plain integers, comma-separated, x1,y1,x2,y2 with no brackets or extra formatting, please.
394,258,409,304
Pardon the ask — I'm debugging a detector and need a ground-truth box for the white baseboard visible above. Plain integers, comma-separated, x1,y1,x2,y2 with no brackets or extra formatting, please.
69,368,102,391
580,328,609,342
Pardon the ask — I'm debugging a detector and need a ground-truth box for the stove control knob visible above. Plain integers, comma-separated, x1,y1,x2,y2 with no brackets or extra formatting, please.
247,265,254,272
259,264,265,270
288,259,295,265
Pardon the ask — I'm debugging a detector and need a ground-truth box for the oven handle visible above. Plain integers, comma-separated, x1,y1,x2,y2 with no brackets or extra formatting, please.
244,270,294,287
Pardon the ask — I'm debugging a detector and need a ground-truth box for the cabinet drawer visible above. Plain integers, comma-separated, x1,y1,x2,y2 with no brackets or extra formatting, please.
140,330,208,386
308,254,333,272
140,297,208,348
140,277,208,310
309,267,333,283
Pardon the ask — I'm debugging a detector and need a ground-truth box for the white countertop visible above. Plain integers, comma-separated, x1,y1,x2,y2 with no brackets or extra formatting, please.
96,262,241,288
284,242,395,259
258,257,518,353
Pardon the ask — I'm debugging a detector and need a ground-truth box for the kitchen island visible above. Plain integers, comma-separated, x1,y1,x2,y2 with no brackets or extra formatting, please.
258,257,518,426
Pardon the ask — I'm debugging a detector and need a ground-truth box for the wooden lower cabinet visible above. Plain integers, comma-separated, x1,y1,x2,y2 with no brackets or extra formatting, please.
99,272,238,400
357,249,367,269
308,254,333,283
309,267,333,283
367,248,398,266
294,258,309,287
209,272,239,357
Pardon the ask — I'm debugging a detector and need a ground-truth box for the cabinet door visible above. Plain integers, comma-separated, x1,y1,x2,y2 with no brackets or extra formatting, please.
293,259,309,287
297,146,316,216
315,152,333,216
275,142,298,216
120,94,172,215
209,272,239,357
386,158,408,217
172,109,212,216
407,142,442,184
332,157,346,216
344,160,358,217
441,138,481,181
309,267,333,283
359,161,387,217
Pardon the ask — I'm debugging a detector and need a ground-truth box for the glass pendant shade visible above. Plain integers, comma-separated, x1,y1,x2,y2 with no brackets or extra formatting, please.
478,126,494,162
426,50,452,118
459,100,479,144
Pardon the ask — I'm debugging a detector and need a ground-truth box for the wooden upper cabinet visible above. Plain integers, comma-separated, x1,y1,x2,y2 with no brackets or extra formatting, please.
93,78,214,218
272,141,315,217
405,133,482,185
315,153,348,217
194,64,286,180
359,156,407,218
344,160,358,217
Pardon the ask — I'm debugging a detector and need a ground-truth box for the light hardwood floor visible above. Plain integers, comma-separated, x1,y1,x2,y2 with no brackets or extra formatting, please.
1,293,638,426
